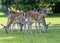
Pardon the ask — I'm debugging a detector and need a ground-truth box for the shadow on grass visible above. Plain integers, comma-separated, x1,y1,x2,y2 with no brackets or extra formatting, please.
47,13,60,17
0,15,7,17
52,24,60,26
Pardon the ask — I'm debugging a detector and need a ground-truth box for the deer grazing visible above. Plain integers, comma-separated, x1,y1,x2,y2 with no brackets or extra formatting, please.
1,6,50,34
6,10,22,31
26,7,50,34
1,10,26,33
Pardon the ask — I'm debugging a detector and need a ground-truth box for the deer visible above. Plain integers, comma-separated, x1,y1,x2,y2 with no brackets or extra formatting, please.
6,10,24,32
26,7,50,34
1,10,26,33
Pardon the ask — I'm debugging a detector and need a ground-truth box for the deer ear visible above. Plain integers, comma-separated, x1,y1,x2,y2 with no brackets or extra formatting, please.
47,22,51,25
1,24,6,28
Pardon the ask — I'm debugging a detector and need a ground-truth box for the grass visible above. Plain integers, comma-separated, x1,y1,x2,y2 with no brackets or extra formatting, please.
0,29,60,43
0,17,7,25
45,17,60,26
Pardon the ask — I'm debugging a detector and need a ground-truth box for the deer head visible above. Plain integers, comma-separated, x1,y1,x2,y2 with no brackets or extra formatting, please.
40,5,49,16
1,24,9,33
45,22,51,32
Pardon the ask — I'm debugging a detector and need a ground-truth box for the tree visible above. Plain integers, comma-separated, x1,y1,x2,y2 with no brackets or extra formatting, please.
53,1,60,13
1,0,60,12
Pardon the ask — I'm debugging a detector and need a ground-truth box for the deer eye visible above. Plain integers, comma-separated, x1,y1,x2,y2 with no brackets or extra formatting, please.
44,10,46,12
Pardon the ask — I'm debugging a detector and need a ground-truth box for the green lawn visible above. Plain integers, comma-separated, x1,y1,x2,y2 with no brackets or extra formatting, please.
0,17,7,25
0,29,60,43
45,17,60,26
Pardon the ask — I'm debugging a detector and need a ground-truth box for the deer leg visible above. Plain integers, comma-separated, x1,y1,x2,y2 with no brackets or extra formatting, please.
10,22,15,32
22,22,27,34
45,25,48,32
5,20,13,33
32,21,37,34
45,23,51,32
28,21,32,34
24,22,26,33
41,16,46,32
38,21,41,33
17,22,20,32
35,21,37,29
7,18,11,32
19,23,23,31
17,22,23,32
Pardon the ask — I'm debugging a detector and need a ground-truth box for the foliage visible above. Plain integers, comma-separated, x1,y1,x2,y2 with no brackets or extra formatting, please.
0,0,60,13
1,0,41,11
53,1,60,13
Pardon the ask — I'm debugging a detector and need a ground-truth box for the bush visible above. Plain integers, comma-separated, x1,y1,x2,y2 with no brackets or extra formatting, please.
53,1,60,13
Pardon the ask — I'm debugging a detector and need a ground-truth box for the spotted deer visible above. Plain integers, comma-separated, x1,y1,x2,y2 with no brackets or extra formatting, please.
27,8,50,33
1,10,26,33
6,10,22,32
